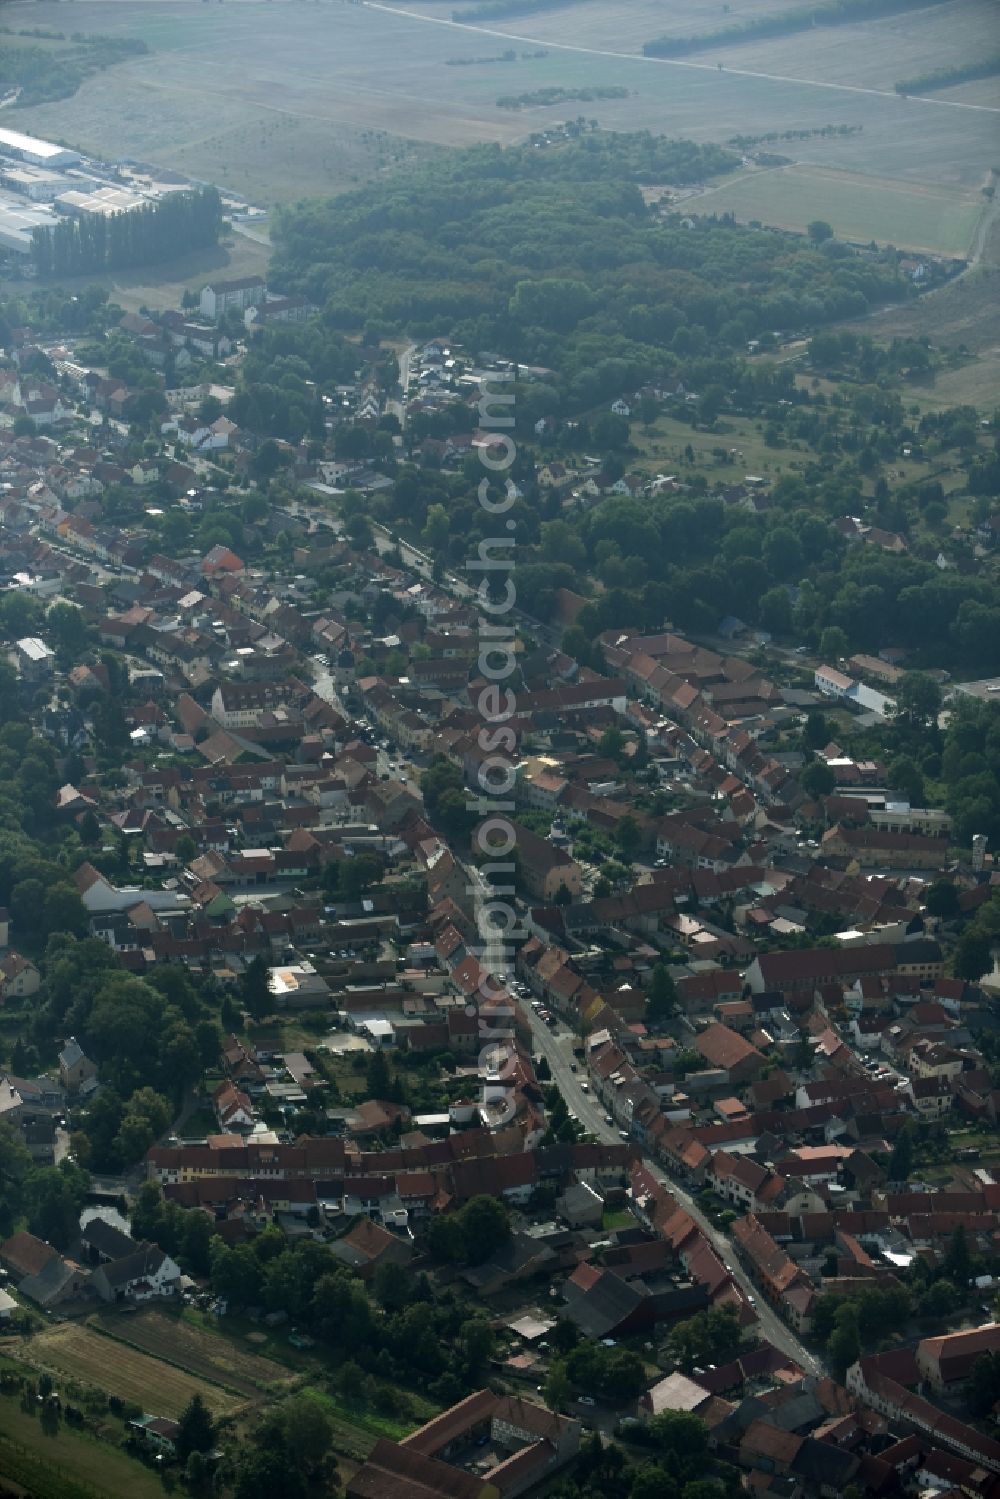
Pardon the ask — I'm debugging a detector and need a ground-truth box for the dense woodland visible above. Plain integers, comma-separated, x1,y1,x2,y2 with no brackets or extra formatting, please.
264,133,1000,672
272,133,906,391
0,28,147,106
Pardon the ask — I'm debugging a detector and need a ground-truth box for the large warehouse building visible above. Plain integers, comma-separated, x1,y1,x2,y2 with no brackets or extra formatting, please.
0,127,81,170
0,197,57,256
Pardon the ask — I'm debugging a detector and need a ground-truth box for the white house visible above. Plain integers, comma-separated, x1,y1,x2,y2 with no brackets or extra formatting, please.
74,862,191,916
814,664,854,699
91,1242,181,1303
199,275,266,320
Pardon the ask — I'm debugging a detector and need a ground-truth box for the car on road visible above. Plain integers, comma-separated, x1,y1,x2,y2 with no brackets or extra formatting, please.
580,1081,590,1092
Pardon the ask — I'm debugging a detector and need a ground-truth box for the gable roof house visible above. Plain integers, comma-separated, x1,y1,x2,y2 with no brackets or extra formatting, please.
58,1035,98,1094
694,1023,765,1084
90,1242,181,1304
0,951,40,1001
916,1325,1000,1390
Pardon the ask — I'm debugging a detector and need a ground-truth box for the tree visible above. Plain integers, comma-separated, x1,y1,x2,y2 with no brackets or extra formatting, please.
646,963,677,1027
79,809,100,845
460,1194,511,1266
943,1223,972,1288
924,880,959,919
895,671,942,729
372,1258,413,1312
278,1393,334,1474
175,834,197,864
966,1351,1000,1417
804,710,829,749
176,1393,215,1463
819,625,848,660
459,1316,495,1379
566,1341,646,1403
544,1359,570,1411
630,1464,673,1499
342,852,384,900
241,954,271,1023
24,1160,89,1249
615,815,641,859
648,1409,709,1461
888,1122,915,1183
235,1437,307,1499
808,220,834,243
210,1240,264,1306
759,585,793,636
0,1121,32,1234
827,1307,860,1375
887,755,924,806
954,931,992,982
366,1046,391,1099
599,725,626,761
800,760,835,798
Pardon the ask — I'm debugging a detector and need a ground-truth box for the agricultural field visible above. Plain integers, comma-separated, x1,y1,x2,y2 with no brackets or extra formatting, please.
4,0,997,210
687,164,986,256
96,1308,298,1400
23,1320,244,1418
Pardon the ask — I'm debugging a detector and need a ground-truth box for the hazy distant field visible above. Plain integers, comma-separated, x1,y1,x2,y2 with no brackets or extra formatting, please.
6,0,998,210
692,165,985,256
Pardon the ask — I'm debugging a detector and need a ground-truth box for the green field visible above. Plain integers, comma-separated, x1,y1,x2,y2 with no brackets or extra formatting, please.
0,1401,166,1499
631,410,808,487
689,165,984,256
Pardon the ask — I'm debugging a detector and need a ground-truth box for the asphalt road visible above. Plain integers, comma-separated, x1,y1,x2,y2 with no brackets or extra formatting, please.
464,863,822,1375
519,997,823,1374
386,342,417,431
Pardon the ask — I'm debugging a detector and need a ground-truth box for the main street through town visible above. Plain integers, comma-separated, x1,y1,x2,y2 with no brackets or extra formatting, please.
467,864,823,1377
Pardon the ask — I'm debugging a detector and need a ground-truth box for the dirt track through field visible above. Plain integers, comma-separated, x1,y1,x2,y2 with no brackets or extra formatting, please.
363,0,1000,115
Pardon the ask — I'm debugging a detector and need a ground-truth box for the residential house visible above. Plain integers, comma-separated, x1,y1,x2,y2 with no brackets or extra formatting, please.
0,951,40,1001
916,1325,1000,1390
58,1036,97,1095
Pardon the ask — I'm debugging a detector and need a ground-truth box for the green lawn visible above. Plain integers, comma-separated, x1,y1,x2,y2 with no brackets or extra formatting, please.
0,1399,165,1499
631,410,804,484
602,1208,636,1230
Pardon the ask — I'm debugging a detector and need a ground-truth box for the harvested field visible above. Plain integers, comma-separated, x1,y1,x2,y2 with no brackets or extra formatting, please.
4,0,997,210
686,164,985,256
95,1308,298,1399
23,1321,243,1418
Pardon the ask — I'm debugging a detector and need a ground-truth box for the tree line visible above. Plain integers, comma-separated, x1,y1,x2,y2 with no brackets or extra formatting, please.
642,0,949,58
30,186,221,279
497,85,630,109
896,54,1000,94
453,0,585,21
